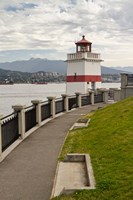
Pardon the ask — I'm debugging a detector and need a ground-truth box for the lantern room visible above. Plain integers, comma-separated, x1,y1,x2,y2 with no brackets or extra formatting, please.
75,35,92,53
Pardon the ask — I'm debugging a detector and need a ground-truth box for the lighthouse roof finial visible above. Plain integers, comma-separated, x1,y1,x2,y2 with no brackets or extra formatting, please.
75,35,92,44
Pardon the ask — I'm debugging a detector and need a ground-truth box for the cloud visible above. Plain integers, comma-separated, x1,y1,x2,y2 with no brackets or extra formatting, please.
5,3,38,12
0,0,133,66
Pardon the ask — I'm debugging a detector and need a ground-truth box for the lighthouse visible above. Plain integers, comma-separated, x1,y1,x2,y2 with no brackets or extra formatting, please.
66,35,103,95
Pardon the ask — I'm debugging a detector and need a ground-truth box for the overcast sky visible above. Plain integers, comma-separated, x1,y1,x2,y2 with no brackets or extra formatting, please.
0,0,133,67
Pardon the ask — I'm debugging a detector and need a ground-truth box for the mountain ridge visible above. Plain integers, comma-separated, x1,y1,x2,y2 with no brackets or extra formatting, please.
0,58,132,74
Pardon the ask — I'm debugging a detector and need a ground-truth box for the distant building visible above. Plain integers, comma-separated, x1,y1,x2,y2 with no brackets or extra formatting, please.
66,35,103,94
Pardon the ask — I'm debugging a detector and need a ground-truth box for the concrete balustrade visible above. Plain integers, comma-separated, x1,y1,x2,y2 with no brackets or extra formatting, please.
99,89,109,103
62,94,69,112
103,90,109,103
113,89,121,102
75,92,82,108
12,105,26,139
47,97,56,118
0,92,107,162
31,100,42,127
90,91,94,105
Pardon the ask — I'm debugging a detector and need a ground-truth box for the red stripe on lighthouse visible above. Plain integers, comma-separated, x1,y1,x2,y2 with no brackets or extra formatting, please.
67,75,101,82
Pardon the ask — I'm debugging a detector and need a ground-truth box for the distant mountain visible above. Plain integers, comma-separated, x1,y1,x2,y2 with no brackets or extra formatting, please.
112,66,133,73
0,58,132,74
0,58,67,73
101,66,131,74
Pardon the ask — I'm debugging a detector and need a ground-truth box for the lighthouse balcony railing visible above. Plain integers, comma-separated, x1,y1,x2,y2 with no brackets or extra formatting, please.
67,53,83,60
67,52,100,60
87,52,100,59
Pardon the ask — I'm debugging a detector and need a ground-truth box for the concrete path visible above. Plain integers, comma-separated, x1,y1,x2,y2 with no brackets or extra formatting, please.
0,103,104,200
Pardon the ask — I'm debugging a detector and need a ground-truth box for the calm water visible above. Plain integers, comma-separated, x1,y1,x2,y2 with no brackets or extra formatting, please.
0,82,120,116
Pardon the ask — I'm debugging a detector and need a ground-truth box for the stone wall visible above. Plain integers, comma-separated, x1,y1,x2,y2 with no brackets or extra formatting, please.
121,73,133,100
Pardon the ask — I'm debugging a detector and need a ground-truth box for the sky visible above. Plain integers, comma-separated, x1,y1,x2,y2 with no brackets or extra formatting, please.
0,0,133,67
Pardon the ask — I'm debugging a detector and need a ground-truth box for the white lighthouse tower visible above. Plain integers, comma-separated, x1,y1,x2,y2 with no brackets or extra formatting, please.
66,35,103,95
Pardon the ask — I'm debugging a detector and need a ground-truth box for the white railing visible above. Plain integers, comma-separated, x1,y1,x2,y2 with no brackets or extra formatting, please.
67,52,101,60
87,52,100,59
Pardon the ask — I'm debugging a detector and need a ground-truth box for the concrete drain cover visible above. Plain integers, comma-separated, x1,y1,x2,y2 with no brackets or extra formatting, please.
51,154,96,198
70,118,90,130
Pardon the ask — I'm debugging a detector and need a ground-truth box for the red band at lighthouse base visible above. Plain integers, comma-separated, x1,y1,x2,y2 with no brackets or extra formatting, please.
67,75,101,82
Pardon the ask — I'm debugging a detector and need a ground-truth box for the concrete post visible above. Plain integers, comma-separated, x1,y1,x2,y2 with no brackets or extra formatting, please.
90,91,94,105
103,90,109,103
100,89,109,103
12,105,26,140
47,97,56,118
113,89,121,102
61,94,69,112
96,88,109,103
0,115,3,160
121,73,128,88
31,100,42,127
121,73,128,100
75,92,82,108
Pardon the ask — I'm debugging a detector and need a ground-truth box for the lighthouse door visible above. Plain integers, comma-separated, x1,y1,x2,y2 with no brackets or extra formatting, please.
91,82,96,90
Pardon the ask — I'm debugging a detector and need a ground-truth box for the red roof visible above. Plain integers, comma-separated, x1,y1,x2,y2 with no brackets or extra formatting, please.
75,35,92,44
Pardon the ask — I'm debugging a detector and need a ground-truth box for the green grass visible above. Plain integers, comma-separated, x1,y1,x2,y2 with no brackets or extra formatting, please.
52,97,133,200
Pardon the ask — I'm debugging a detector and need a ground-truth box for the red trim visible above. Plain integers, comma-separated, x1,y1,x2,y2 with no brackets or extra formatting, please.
75,36,92,44
67,75,101,82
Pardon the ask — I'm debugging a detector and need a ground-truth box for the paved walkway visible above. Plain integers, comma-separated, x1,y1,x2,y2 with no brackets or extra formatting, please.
0,103,104,200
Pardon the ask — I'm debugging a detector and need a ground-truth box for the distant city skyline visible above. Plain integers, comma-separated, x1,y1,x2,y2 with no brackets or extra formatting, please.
0,0,133,67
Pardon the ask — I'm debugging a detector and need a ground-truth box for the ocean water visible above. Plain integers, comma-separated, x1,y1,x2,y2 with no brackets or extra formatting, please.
0,82,120,116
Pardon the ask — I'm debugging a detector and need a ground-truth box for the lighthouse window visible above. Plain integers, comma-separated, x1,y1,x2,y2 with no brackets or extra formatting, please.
80,46,86,52
74,73,77,79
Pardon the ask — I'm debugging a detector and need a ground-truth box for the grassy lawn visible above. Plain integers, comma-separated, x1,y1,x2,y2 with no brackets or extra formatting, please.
52,97,133,200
